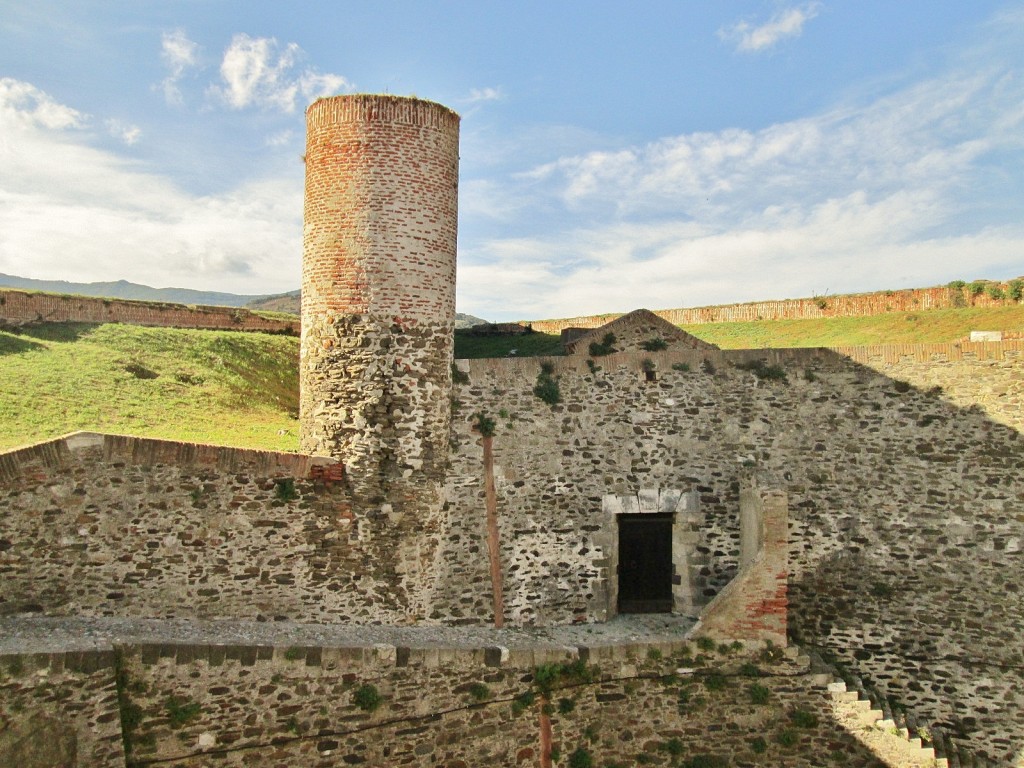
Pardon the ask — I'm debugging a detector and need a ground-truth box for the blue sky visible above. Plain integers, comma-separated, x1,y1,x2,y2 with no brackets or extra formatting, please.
1,1,1022,321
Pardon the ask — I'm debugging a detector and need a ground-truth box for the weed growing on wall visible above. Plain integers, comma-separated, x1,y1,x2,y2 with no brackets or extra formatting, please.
1009,279,1024,302
467,682,492,702
568,746,594,768
274,478,298,502
165,696,201,728
533,362,561,406
588,332,617,357
733,359,787,382
641,337,668,352
473,412,497,437
353,683,382,712
451,362,469,384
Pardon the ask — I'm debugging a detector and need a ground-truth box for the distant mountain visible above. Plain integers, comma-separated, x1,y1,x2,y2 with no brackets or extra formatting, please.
246,290,300,314
246,290,488,328
0,273,271,308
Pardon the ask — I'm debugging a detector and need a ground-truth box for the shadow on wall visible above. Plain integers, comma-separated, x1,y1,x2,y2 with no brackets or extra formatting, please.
782,349,1023,766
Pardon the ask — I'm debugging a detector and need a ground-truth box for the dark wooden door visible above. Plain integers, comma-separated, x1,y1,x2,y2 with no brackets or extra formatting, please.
618,514,673,613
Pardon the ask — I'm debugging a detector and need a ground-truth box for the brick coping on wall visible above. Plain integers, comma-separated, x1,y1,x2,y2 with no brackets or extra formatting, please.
0,431,338,485
0,288,299,335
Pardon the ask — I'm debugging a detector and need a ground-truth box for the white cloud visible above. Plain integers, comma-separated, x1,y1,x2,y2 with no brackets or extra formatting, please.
457,32,1024,321
106,119,141,145
0,78,84,130
467,87,502,103
159,29,199,105
0,79,301,294
720,3,821,53
210,34,351,112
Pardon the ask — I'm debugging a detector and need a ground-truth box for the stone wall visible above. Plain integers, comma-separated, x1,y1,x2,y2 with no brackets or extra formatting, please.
0,433,430,623
0,649,125,767
1,638,895,768
441,342,1023,762
2,341,1023,760
0,289,297,334
529,284,1020,333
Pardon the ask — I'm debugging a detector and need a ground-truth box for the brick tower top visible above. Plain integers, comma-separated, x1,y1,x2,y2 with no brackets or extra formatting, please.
302,94,460,323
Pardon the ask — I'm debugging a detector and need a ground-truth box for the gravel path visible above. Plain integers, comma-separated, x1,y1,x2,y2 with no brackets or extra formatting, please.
0,614,697,653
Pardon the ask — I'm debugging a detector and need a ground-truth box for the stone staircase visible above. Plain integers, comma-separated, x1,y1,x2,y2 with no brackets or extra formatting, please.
798,649,995,768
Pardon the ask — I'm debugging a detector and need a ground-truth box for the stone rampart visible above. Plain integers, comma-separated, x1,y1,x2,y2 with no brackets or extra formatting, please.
528,284,1019,333
0,289,298,334
1,638,897,767
2,342,1023,761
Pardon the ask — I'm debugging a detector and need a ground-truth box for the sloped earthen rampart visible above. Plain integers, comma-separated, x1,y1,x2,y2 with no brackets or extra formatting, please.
0,289,298,334
529,284,1020,334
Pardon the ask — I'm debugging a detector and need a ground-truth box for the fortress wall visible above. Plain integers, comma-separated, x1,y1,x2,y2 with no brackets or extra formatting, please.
1,640,884,767
0,650,125,767
0,433,424,624
441,343,1023,762
1,344,1022,759
529,284,1018,333
0,289,298,334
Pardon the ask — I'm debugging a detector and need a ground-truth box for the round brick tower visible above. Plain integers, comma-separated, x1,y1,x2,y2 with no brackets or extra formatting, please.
301,95,459,502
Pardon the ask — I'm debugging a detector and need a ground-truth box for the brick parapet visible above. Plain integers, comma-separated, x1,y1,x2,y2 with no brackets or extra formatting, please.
0,288,298,334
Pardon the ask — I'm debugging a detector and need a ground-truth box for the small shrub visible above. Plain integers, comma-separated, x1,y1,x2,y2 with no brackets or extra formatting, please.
451,362,469,385
870,582,894,598
803,368,816,382
557,697,576,714
567,746,593,768
734,358,787,382
986,284,1006,300
701,358,716,375
739,662,762,677
662,737,684,757
647,647,663,662
814,296,828,310
468,682,491,702
640,337,668,352
671,362,690,372
274,478,298,502
588,332,617,357
585,359,601,374
790,708,820,728
684,755,726,768
165,696,201,728
353,683,382,712
947,280,966,290
893,380,911,393
968,280,986,296
776,728,798,747
473,412,497,437
1008,279,1024,302
283,646,305,661
583,723,599,742
748,683,770,704
533,363,561,406
750,736,767,754
695,636,716,652
511,689,536,716
702,671,728,692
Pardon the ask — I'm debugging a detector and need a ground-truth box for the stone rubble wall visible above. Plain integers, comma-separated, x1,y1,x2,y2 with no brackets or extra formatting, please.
0,649,125,767
441,342,1023,762
0,433,422,624
0,639,896,768
529,284,1019,334
1,342,1023,760
0,289,298,334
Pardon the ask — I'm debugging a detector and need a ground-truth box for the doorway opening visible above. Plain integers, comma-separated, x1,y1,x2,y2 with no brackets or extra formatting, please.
617,513,673,613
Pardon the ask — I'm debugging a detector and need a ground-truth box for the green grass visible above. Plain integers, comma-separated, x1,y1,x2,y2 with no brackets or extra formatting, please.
681,306,1024,349
453,329,564,359
0,323,299,453
2,303,1020,452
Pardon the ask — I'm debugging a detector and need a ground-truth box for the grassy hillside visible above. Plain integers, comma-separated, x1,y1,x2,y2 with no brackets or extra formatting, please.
683,305,1024,349
0,323,299,452
2,305,1020,452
